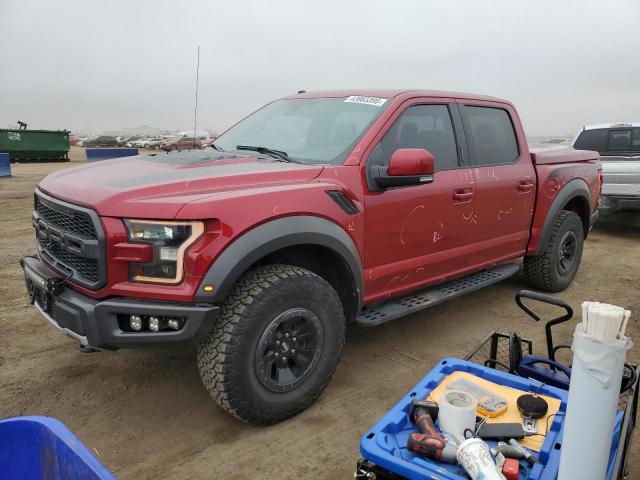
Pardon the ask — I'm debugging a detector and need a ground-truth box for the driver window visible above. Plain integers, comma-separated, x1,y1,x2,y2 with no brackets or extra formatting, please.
368,104,459,171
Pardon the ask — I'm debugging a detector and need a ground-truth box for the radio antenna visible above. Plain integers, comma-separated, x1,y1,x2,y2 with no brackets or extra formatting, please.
192,45,201,149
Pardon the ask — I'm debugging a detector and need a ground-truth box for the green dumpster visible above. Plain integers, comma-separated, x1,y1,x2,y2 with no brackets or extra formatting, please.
0,129,70,162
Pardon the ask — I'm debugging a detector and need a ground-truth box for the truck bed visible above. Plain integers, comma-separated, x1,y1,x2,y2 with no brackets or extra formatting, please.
529,144,599,165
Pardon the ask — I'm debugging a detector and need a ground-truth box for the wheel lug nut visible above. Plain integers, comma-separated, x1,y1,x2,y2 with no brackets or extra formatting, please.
285,333,289,338
293,337,297,342
276,340,280,345
275,352,279,357
292,349,296,353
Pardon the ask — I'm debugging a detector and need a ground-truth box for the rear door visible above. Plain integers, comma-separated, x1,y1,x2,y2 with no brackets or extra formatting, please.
362,99,479,303
458,102,536,265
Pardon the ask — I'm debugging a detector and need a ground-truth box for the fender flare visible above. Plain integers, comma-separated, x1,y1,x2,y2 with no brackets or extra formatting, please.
194,216,364,311
534,178,592,255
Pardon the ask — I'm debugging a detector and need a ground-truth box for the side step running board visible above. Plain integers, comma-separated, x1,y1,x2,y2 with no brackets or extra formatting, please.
356,263,520,327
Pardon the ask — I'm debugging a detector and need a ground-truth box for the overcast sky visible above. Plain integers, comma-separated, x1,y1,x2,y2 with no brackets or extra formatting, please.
1,0,639,136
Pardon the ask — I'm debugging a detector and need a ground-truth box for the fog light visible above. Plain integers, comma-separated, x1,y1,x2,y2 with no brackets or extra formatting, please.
149,316,160,332
130,315,142,331
167,318,181,330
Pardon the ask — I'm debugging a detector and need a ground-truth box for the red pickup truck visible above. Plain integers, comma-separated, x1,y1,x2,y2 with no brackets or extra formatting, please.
21,90,601,424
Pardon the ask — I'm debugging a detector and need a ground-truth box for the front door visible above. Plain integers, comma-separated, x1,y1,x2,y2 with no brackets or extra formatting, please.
362,100,478,304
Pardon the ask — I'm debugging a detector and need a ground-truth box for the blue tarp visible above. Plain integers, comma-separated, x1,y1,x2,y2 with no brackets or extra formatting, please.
0,416,116,480
85,148,139,162
0,153,11,177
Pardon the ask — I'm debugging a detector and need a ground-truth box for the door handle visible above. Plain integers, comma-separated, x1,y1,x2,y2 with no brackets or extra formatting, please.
453,189,474,202
518,180,534,192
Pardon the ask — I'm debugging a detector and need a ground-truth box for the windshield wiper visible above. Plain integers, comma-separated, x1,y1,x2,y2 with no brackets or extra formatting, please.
208,142,223,151
236,145,298,163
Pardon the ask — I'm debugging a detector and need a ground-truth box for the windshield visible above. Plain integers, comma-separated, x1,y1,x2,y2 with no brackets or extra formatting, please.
214,97,389,164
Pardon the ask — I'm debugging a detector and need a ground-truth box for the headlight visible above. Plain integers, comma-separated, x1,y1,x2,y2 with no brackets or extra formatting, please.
125,219,204,284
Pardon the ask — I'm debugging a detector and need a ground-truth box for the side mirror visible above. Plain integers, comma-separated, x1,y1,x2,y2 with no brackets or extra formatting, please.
372,148,435,189
388,148,434,177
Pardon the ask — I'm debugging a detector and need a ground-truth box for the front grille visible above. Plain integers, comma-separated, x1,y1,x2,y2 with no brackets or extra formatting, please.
38,239,100,280
34,191,105,289
36,197,97,239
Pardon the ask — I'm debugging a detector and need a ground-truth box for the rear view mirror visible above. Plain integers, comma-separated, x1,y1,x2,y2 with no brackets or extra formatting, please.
372,148,435,189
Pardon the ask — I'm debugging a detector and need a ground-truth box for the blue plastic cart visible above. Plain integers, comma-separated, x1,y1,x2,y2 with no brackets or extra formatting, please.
356,292,639,480
356,344,638,480
356,357,630,479
0,416,116,480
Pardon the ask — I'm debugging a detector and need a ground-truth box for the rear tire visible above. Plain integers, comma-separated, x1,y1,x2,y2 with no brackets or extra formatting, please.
524,210,584,292
197,264,345,425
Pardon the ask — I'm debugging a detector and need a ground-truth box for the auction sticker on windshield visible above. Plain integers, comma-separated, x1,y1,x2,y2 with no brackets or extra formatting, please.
344,96,387,107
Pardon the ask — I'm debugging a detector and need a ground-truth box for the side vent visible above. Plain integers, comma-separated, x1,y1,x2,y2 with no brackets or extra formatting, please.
326,190,359,215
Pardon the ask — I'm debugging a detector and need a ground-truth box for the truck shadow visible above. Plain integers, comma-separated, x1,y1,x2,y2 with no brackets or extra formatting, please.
593,211,640,239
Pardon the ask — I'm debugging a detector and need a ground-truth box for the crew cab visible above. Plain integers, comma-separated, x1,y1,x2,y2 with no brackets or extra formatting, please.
573,122,640,211
21,90,601,425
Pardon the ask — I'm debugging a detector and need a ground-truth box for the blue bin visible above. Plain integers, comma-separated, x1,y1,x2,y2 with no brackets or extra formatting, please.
85,148,138,162
0,416,116,480
0,153,11,177
359,358,623,480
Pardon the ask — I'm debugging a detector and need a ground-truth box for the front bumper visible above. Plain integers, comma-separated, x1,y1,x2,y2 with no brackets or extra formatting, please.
20,255,220,350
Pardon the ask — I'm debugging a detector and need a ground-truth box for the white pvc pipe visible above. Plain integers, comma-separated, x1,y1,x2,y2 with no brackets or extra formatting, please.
558,302,632,480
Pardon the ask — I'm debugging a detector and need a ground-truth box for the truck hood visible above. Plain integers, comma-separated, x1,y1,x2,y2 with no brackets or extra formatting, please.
38,150,324,218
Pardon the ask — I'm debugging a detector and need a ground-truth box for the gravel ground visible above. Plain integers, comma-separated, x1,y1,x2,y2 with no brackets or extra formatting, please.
1,149,639,478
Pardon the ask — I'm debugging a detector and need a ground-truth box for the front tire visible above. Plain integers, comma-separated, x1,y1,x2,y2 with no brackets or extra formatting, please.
197,264,345,425
524,210,584,292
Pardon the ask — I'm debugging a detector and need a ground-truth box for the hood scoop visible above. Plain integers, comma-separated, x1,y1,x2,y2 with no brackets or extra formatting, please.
145,149,241,166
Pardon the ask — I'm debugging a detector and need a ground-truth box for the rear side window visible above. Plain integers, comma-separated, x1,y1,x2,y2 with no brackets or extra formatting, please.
368,104,459,171
465,106,519,166
574,127,640,154
608,129,631,151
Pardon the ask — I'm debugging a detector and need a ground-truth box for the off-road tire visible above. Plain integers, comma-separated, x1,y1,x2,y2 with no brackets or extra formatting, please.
524,210,584,292
197,264,345,425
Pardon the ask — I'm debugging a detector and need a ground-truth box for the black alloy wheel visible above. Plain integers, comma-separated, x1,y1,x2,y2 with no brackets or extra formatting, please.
255,307,323,393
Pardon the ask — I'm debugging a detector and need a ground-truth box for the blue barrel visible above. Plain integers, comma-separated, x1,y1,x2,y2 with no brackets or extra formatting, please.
85,148,139,162
0,153,11,177
0,416,116,480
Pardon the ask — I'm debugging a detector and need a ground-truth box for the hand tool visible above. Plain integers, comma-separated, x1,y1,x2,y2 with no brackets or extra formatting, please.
407,433,457,463
406,400,457,463
493,441,528,460
508,438,538,465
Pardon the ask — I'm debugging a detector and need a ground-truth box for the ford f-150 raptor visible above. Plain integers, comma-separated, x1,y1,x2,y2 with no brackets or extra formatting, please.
21,90,601,424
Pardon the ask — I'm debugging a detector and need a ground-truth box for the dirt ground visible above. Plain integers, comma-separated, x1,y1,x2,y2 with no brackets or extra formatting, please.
1,148,639,479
